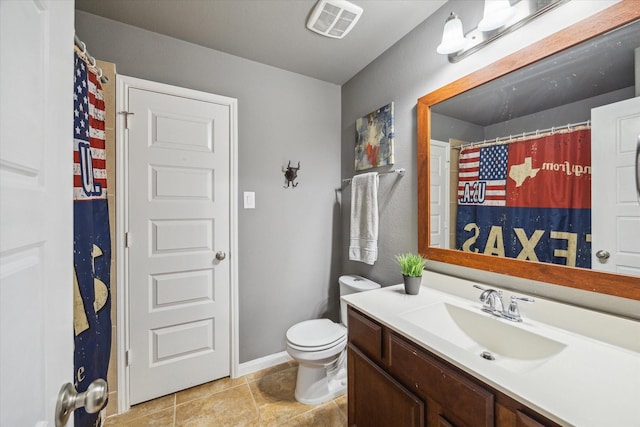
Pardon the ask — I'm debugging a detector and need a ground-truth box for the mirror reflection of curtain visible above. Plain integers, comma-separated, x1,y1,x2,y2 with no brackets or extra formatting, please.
455,128,591,268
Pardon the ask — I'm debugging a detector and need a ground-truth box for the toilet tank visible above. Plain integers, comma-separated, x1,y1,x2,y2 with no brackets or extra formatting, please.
339,275,381,326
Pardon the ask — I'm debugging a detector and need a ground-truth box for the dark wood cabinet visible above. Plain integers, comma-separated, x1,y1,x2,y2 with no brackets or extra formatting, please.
388,333,494,427
347,306,560,427
348,344,424,427
347,308,383,363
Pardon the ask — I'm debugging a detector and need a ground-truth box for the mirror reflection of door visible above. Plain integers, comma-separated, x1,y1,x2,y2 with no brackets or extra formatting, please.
430,140,450,248
592,97,640,277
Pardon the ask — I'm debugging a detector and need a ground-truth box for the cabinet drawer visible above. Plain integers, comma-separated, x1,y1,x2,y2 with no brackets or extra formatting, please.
388,333,494,427
347,307,383,361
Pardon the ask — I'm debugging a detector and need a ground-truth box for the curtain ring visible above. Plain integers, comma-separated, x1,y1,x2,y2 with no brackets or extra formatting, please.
79,40,87,55
88,56,96,68
551,126,555,134
96,68,103,80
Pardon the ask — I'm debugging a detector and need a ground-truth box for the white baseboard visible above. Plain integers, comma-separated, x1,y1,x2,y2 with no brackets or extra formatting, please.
235,351,293,378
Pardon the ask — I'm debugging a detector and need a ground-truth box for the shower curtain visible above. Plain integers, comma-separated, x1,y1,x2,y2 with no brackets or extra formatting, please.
73,51,111,427
455,128,591,268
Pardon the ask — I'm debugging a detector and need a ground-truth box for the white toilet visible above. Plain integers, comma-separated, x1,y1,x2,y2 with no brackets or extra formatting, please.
285,275,381,405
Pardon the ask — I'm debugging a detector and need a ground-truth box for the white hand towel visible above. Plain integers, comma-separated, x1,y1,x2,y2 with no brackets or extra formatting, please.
349,172,379,265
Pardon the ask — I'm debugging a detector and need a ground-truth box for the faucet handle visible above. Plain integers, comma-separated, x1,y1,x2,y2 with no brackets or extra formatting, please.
505,295,534,322
511,295,535,304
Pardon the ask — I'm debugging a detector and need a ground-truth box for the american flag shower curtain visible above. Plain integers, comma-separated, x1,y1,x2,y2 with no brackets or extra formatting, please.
73,51,111,426
455,128,592,268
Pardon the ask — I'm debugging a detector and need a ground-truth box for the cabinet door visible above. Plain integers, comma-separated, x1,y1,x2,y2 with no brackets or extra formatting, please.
388,333,494,427
348,344,424,427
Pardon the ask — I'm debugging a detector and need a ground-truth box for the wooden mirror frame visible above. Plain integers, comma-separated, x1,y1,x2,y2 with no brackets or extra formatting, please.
418,1,640,301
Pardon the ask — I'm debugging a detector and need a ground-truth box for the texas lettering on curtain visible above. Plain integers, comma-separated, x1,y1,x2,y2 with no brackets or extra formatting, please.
73,51,111,427
455,129,591,268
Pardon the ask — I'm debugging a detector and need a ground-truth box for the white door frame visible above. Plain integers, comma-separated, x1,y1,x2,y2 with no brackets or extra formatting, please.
116,75,239,413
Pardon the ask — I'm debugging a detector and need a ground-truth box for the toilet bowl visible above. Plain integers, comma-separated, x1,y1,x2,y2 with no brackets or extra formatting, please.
285,275,381,405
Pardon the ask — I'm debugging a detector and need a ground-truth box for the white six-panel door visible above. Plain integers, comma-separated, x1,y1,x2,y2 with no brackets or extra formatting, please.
0,1,74,425
592,97,640,277
123,82,234,405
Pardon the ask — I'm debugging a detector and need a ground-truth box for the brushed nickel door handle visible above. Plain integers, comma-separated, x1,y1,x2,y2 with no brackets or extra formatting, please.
55,379,108,426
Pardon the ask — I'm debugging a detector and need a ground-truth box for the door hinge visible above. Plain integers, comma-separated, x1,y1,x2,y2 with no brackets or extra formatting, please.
125,232,132,248
125,350,131,366
118,111,134,129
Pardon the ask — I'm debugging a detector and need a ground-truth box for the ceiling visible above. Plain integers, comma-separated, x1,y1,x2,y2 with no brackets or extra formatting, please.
74,0,446,85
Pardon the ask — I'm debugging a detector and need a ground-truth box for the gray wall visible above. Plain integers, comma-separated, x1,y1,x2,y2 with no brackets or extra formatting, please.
75,11,342,363
341,0,498,287
431,112,483,143
433,87,634,143
484,87,634,139
341,1,640,318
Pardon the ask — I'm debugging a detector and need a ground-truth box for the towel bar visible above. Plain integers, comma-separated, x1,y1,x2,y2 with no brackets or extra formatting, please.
342,168,405,185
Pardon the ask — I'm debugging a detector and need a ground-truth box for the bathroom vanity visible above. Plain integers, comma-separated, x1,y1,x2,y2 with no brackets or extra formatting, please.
343,271,640,427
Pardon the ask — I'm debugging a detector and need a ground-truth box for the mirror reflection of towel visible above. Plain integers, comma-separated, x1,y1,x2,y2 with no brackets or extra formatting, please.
349,172,379,265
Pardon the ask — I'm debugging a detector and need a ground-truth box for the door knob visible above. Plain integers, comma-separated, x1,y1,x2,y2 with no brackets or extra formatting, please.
215,251,226,261
595,250,610,260
55,378,108,427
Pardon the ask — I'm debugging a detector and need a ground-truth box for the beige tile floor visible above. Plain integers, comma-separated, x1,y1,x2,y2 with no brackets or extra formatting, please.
104,361,348,426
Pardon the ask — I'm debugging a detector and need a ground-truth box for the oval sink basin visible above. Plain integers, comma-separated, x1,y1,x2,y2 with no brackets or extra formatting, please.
400,302,567,373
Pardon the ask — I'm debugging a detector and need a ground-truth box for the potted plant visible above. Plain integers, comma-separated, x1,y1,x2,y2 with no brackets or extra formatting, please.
395,253,427,295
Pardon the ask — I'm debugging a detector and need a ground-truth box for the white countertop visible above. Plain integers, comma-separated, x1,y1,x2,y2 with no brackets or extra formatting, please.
342,271,640,427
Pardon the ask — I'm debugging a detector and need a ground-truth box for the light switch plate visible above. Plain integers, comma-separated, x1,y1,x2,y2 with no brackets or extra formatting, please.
244,191,255,209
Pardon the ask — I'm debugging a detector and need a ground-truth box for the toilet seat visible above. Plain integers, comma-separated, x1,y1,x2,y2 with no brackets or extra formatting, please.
286,319,346,351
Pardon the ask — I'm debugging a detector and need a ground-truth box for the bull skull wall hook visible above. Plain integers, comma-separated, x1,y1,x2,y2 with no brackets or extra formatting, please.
283,161,300,188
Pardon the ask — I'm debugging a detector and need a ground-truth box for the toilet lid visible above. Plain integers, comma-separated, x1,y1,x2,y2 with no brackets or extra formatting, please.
286,319,346,348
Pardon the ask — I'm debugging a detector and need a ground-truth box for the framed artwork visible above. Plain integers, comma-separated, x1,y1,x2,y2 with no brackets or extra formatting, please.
355,102,395,171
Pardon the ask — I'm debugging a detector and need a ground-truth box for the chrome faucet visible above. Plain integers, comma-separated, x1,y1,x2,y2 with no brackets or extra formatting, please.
474,285,505,316
473,285,534,322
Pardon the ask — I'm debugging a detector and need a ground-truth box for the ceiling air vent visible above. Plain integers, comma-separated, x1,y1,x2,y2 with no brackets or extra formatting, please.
307,0,363,39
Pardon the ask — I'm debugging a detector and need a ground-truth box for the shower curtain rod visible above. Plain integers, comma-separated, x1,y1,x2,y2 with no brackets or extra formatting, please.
74,35,109,84
456,120,591,150
342,168,406,185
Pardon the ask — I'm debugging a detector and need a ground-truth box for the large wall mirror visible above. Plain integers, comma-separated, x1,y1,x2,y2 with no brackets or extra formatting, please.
418,1,640,301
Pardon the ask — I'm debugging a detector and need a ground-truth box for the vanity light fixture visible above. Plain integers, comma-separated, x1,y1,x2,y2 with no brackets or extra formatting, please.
437,0,566,63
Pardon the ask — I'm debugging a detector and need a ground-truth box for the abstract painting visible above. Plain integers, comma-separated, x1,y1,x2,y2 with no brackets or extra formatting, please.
355,102,395,171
